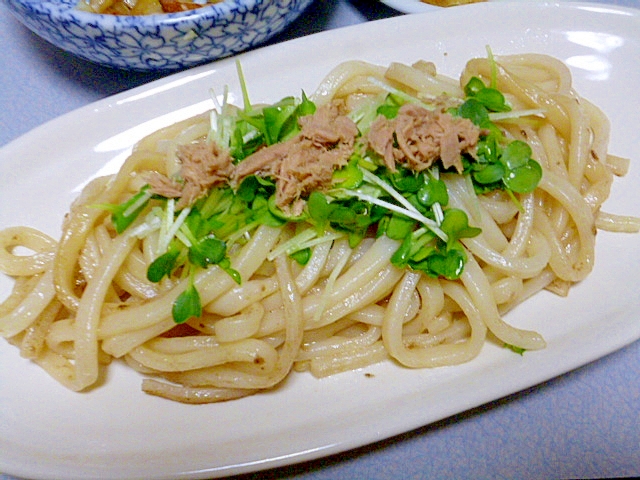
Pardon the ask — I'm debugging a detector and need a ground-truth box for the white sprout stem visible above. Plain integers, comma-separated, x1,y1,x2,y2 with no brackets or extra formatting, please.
361,169,422,217
158,205,191,254
312,246,351,325
298,232,344,250
175,229,192,248
242,129,261,144
267,230,345,262
430,166,445,225
122,188,153,218
225,221,260,246
268,228,318,261
208,85,233,148
236,59,252,112
341,189,448,242
157,198,175,254
126,213,162,240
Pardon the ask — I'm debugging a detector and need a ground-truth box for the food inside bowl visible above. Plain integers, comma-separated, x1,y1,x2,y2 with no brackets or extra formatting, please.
420,0,485,6
77,0,223,15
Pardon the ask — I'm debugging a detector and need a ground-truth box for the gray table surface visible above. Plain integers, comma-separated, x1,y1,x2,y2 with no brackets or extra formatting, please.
1,1,639,479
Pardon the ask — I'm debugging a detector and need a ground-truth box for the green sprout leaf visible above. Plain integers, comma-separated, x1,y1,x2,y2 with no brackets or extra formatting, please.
472,162,505,185
388,168,422,193
95,185,153,234
504,343,526,355
440,208,481,248
463,76,511,113
474,87,510,113
218,257,242,285
376,93,405,119
417,174,449,208
504,159,543,194
422,246,467,280
458,98,491,127
267,195,308,223
188,236,227,269
173,280,202,324
307,191,332,229
390,234,414,267
459,81,543,199
501,140,533,170
499,141,542,194
385,213,416,241
263,98,298,145
297,90,317,117
332,157,364,189
464,76,487,97
290,247,312,265
147,248,181,283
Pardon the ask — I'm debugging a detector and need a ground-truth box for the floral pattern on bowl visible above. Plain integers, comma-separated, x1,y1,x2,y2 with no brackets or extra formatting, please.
2,0,315,71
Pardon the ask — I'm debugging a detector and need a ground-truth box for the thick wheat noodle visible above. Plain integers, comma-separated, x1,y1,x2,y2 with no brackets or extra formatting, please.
536,170,596,282
498,268,557,316
54,152,167,312
554,94,591,188
402,318,472,350
149,254,303,390
0,54,636,403
205,239,333,319
384,61,463,98
102,317,177,359
255,262,404,336
461,254,546,350
307,340,389,378
463,232,551,279
98,225,280,338
445,177,553,278
304,263,404,330
129,337,280,372
501,193,536,258
382,271,487,367
210,303,265,341
42,317,75,356
463,58,572,138
73,233,138,390
0,227,56,276
19,298,63,360
445,175,510,250
296,323,382,361
141,380,254,404
0,270,56,338
22,345,77,390
312,60,388,106
595,212,640,233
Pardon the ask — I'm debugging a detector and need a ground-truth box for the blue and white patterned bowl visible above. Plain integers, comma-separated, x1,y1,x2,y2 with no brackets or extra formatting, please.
2,0,315,71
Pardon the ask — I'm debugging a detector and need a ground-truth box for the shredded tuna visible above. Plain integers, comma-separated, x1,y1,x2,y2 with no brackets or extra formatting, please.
147,139,234,209
367,104,481,173
233,103,358,215
145,101,478,215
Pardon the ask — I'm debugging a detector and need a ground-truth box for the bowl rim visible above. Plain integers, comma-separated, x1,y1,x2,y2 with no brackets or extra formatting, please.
6,0,266,24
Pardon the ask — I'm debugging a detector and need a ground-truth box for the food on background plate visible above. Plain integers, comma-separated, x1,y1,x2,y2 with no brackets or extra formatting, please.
1,51,638,404
78,0,223,15
420,0,485,7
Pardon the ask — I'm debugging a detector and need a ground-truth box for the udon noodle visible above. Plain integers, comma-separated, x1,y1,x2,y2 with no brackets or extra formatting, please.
1,53,637,403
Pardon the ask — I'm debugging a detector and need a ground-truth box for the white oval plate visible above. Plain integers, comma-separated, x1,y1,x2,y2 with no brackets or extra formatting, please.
1,2,640,479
